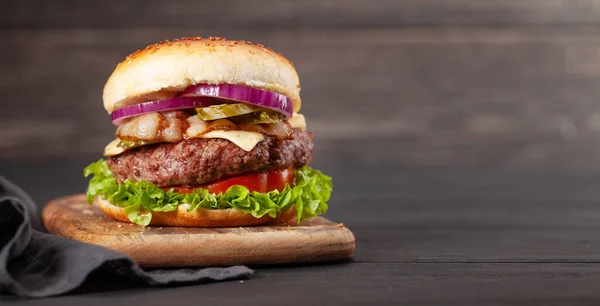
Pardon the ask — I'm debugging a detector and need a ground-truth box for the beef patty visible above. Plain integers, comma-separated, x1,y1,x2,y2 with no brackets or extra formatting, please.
107,130,313,187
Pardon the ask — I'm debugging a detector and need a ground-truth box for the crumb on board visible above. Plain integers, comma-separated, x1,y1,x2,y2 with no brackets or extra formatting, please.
117,224,122,228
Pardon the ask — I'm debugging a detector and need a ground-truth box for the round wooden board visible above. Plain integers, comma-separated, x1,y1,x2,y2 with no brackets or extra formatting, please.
42,194,355,267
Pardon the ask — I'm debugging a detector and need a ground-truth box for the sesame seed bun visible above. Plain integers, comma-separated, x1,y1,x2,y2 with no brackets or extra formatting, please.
95,196,297,227
103,37,301,114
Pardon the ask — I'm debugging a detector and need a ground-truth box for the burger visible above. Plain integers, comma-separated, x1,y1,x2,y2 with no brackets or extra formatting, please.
84,37,332,227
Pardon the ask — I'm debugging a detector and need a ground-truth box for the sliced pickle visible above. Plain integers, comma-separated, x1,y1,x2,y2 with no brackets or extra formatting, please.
228,111,286,124
247,111,286,124
196,103,257,121
117,139,156,150
196,103,286,124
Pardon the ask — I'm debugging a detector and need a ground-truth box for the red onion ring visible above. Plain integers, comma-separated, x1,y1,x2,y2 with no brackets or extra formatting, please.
111,97,215,125
110,84,294,125
180,84,293,119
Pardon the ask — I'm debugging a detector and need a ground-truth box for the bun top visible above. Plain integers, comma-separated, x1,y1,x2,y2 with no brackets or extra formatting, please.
103,37,301,113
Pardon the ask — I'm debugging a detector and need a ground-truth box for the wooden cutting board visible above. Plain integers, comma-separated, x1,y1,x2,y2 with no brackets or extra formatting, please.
42,194,355,267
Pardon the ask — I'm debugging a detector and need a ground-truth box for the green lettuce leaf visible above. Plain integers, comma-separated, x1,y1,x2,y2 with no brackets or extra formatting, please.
83,159,333,226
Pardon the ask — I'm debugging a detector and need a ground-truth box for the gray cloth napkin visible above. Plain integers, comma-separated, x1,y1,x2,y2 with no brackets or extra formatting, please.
0,175,253,298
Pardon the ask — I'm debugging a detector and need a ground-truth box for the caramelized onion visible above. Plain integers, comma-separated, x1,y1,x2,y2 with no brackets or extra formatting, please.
186,116,209,138
236,123,266,134
262,121,293,139
116,112,162,140
118,111,295,142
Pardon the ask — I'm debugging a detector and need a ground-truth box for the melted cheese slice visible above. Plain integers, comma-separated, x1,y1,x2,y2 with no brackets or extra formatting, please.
104,130,264,156
201,130,264,151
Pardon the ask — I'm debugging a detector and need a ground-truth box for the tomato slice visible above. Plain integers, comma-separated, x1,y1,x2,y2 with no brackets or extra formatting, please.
267,168,294,191
165,168,294,194
202,172,267,194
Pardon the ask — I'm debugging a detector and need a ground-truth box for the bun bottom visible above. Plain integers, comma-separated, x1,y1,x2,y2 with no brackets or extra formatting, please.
95,197,297,227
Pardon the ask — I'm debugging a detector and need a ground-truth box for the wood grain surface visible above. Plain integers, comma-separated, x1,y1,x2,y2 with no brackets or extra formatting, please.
42,194,355,267
4,1,600,172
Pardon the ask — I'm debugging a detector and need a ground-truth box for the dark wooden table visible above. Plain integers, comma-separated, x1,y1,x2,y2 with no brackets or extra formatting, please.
3,157,600,305
5,0,600,304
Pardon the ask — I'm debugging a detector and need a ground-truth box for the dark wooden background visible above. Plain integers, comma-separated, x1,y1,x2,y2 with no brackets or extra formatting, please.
5,0,600,171
6,1,600,305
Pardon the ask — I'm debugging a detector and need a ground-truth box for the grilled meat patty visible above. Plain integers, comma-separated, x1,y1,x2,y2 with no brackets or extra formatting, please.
107,130,313,187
